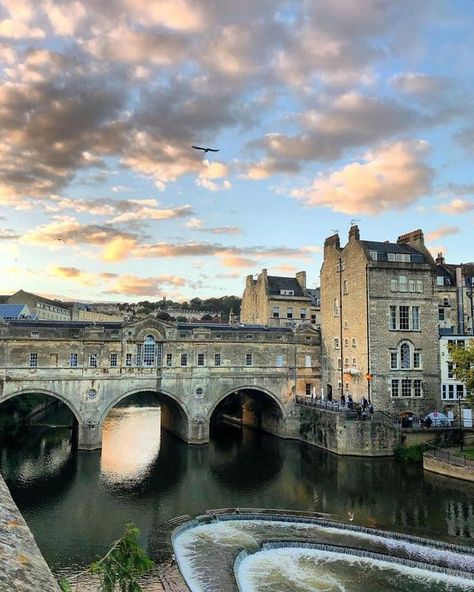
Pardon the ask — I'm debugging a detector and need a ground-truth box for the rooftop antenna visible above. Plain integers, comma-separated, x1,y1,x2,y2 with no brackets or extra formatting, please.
350,219,361,226
331,228,339,235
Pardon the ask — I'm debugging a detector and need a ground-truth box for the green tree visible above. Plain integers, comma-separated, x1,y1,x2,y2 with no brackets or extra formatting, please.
450,341,474,405
59,524,154,592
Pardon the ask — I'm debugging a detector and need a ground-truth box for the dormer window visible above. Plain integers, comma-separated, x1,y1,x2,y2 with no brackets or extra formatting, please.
280,289,294,295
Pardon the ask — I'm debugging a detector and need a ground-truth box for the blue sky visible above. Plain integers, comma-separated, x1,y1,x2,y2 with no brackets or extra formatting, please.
0,1,473,302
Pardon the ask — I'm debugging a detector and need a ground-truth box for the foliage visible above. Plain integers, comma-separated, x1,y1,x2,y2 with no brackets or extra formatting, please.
59,524,154,592
394,443,428,462
449,341,474,405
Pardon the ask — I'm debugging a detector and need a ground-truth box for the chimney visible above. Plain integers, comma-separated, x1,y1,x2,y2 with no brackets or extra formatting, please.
296,271,306,289
245,274,254,288
435,252,445,265
397,229,425,247
348,225,360,242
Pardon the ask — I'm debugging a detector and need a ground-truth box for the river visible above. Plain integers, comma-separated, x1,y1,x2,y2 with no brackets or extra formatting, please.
0,404,473,584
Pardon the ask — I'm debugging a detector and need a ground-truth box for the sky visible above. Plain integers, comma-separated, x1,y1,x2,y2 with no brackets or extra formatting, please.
1,0,473,303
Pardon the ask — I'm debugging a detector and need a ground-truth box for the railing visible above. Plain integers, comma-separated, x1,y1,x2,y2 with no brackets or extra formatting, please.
424,444,474,468
295,397,399,426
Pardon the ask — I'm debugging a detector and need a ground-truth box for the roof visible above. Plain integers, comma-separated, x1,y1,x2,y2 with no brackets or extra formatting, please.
7,320,122,328
307,288,320,306
361,241,426,263
0,304,29,319
267,276,306,297
176,322,292,333
12,290,70,310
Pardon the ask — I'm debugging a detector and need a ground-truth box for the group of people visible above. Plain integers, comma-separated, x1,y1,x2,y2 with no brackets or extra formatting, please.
340,393,374,419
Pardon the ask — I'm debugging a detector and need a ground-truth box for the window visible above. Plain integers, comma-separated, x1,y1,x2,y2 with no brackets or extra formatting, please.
31,331,39,338
442,384,463,400
443,297,450,306
436,276,445,286
391,379,399,397
399,306,409,330
280,289,294,295
300,308,306,319
344,338,349,347
215,333,222,339
413,380,422,397
401,379,411,397
398,276,408,292
352,338,357,348
390,278,398,292
70,353,78,367
246,334,253,339
400,343,410,369
143,335,156,367
89,354,98,368
110,353,118,367
337,358,342,370
412,307,420,331
180,353,188,367
305,355,312,368
245,353,253,366
287,307,293,319
438,306,445,321
369,250,378,261
29,352,38,367
276,355,283,367
390,351,398,369
344,357,349,367
215,353,221,366
457,384,464,399
352,358,357,367
272,307,280,318
311,314,316,324
334,337,340,350
126,353,132,367
388,253,411,263
413,351,422,369
333,298,339,317
447,361,454,378
305,383,311,396
343,280,348,294
197,353,205,366
416,280,423,293
408,280,416,292
390,306,397,330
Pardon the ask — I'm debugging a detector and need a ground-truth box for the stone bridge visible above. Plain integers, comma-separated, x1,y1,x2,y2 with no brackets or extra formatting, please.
0,317,321,449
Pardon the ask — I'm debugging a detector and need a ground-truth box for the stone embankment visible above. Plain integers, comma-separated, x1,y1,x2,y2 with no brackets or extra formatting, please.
0,473,60,591
423,448,474,482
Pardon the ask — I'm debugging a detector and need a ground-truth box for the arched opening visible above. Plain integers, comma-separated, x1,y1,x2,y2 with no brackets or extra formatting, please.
0,391,79,485
210,387,285,440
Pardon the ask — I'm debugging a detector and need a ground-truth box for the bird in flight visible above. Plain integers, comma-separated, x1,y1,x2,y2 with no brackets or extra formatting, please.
191,145,219,153
56,237,67,245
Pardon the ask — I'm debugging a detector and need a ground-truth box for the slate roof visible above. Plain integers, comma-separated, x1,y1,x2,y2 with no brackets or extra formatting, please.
0,304,30,319
11,290,69,310
267,276,306,297
361,241,426,263
176,322,292,332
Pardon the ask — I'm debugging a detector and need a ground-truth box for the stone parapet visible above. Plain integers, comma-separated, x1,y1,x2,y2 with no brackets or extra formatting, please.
423,450,474,482
0,474,60,591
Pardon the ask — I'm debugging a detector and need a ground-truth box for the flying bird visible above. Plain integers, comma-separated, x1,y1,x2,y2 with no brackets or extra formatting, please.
56,237,67,244
191,145,219,153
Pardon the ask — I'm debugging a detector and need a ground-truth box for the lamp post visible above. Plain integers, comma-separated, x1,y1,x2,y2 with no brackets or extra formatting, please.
458,394,464,452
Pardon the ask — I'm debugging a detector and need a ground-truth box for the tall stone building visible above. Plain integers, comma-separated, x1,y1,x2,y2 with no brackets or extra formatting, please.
240,269,320,328
435,255,474,336
321,226,439,417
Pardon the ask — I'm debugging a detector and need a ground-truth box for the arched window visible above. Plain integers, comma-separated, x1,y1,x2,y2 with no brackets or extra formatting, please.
400,343,410,369
143,335,156,367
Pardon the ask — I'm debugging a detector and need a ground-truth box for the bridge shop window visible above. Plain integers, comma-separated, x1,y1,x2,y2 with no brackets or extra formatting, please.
29,352,38,367
245,353,253,366
214,353,221,366
110,352,118,367
136,335,162,367
126,353,132,367
181,353,188,367
166,353,172,367
89,353,98,368
70,352,78,367
197,353,205,366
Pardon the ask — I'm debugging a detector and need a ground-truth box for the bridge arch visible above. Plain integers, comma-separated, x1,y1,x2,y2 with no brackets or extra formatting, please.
209,384,286,420
99,387,193,445
0,388,82,425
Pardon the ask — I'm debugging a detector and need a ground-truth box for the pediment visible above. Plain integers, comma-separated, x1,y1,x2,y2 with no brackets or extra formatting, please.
123,315,173,340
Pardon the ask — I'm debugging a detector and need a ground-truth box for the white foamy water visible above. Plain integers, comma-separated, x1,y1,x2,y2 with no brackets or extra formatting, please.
173,518,474,592
237,548,474,592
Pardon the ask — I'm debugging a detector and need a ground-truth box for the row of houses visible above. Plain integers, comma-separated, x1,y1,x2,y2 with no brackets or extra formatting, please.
240,226,473,424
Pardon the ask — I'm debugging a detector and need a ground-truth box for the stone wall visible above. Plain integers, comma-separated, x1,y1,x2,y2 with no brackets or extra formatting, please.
0,474,60,591
298,406,400,456
423,453,474,482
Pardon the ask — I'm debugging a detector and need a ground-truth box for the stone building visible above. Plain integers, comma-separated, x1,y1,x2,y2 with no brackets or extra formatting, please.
435,255,474,336
240,269,320,328
8,290,70,321
320,226,440,418
0,317,320,449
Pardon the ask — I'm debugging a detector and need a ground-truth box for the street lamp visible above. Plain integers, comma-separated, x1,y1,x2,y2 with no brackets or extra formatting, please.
458,394,464,452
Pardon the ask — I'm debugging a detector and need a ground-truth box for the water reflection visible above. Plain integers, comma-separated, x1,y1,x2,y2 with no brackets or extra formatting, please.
101,407,161,488
0,405,473,582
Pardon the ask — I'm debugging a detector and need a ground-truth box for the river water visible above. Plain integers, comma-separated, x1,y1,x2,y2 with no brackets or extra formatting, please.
1,405,473,584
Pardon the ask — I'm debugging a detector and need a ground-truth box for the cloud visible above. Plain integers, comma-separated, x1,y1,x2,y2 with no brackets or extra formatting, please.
292,140,433,214
0,228,19,240
426,226,460,242
104,274,186,296
391,72,448,97
436,198,474,215
184,218,242,235
110,203,192,224
217,255,257,268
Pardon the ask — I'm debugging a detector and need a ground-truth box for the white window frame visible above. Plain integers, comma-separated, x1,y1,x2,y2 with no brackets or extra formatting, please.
180,353,188,367
89,353,98,368
70,352,78,367
29,352,38,367
215,353,221,367
197,353,205,366
110,352,118,367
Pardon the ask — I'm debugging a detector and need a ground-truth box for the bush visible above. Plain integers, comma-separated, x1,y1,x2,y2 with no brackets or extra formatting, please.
394,443,428,462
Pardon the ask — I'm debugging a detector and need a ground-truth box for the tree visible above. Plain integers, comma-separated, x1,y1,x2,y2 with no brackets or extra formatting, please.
59,524,154,592
450,341,474,405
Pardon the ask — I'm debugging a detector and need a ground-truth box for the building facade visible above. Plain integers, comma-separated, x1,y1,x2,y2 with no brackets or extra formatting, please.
435,256,474,336
240,269,320,328
321,226,440,417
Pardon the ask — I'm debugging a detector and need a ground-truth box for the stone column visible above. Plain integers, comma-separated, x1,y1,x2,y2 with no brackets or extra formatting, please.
78,422,102,450
188,415,210,444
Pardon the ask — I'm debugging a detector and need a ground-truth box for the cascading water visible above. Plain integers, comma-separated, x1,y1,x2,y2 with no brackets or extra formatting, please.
172,513,474,592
